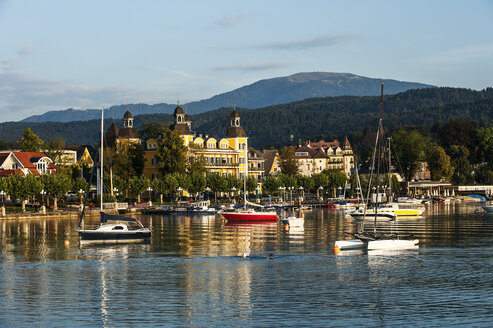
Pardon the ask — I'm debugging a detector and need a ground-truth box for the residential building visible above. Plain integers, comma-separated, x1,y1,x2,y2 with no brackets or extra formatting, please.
414,161,431,181
261,150,281,176
293,138,355,177
0,151,56,176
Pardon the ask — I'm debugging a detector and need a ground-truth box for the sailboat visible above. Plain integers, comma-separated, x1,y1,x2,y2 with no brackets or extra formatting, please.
335,83,419,251
77,108,151,244
220,146,278,222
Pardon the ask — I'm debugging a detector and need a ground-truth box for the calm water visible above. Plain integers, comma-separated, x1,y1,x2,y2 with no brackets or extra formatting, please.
1,203,493,327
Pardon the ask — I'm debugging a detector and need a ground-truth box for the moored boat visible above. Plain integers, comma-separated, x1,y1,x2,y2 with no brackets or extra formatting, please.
221,208,278,222
79,212,151,245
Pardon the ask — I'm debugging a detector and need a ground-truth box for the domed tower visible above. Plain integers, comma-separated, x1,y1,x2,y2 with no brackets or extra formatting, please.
170,104,193,145
117,108,140,144
227,108,246,138
227,108,248,178
123,109,134,128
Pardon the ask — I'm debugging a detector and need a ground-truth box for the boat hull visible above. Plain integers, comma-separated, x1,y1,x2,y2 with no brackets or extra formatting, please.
349,212,396,221
367,239,419,250
78,230,151,244
482,205,493,213
221,211,278,222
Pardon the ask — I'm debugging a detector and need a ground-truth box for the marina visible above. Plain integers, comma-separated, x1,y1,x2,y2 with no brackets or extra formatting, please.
1,202,493,326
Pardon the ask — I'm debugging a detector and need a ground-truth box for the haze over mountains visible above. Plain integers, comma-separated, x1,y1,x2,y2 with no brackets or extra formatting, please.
21,72,434,123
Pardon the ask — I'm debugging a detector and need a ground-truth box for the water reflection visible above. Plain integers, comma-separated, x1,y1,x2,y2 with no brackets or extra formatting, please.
1,203,493,326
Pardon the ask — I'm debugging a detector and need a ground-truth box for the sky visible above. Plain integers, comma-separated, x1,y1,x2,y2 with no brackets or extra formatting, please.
1,0,493,122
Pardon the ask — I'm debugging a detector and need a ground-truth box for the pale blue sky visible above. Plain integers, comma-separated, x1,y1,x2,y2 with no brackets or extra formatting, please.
1,0,492,122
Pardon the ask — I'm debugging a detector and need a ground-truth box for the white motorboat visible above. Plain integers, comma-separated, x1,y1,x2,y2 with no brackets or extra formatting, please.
79,212,151,245
281,216,304,227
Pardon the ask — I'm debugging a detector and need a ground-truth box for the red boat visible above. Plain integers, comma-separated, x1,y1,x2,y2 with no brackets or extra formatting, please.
221,208,278,222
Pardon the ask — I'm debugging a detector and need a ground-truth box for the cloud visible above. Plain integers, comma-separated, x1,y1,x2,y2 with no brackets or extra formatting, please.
0,71,139,122
214,14,249,27
214,61,291,72
416,44,493,64
254,35,356,50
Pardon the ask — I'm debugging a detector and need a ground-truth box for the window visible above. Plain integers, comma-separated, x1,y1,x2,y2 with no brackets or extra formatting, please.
11,163,18,170
36,161,47,174
152,157,158,165
296,152,308,156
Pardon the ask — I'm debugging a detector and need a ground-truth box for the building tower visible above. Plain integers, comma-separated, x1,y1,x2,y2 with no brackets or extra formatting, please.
227,108,248,178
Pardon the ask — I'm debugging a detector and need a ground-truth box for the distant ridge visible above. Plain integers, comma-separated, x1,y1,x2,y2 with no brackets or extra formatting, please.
6,87,493,148
20,72,434,123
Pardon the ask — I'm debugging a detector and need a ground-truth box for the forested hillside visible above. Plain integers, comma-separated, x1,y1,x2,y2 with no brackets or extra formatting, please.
2,87,493,148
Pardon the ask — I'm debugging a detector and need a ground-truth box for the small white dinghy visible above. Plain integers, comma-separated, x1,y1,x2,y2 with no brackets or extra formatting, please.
281,216,304,228
367,238,419,250
334,239,365,250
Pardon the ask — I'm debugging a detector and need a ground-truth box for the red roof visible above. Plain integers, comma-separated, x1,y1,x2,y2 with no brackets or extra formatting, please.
0,169,23,176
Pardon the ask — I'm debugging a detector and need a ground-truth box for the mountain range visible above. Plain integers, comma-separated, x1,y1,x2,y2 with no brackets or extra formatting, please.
21,72,433,123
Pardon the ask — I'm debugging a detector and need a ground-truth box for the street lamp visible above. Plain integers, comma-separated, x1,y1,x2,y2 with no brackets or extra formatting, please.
177,187,183,202
256,186,260,203
231,187,236,203
40,189,46,206
298,186,304,203
78,188,84,205
147,187,153,204
337,186,342,198
319,186,323,201
288,186,294,205
0,190,5,207
278,186,285,203
205,187,211,201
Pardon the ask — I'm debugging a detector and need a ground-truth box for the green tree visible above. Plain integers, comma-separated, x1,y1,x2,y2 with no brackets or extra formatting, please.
206,173,228,202
41,174,72,210
128,176,150,203
139,121,168,141
111,142,145,195
476,127,493,167
246,176,257,194
449,145,472,185
188,172,206,200
262,176,280,195
151,178,167,204
186,144,207,175
391,129,428,181
72,177,88,204
163,174,179,201
279,146,299,176
312,173,328,199
19,128,43,152
324,170,347,197
156,129,187,175
426,145,454,181
296,175,314,193
475,165,493,184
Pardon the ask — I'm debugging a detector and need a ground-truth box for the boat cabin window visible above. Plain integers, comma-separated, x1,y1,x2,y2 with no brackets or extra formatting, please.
112,226,125,230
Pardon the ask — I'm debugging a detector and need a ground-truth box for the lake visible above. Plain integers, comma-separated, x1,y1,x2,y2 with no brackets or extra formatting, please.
1,202,493,327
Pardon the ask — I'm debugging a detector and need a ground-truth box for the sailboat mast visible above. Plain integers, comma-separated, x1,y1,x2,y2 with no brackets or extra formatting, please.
374,83,384,233
244,148,248,207
388,137,392,201
100,108,104,212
